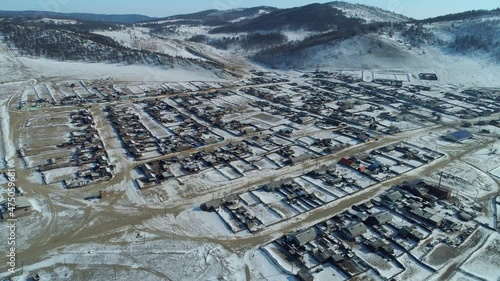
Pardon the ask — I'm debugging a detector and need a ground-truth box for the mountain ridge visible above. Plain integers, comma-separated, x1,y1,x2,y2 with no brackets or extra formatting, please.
0,10,154,23
1,3,499,79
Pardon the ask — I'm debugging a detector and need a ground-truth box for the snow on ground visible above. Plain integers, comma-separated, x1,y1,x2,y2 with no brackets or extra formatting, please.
0,184,6,202
353,248,403,279
0,124,4,170
143,208,233,238
3,240,246,281
491,166,500,180
462,142,500,175
94,28,202,60
42,166,80,184
412,129,472,150
282,30,317,42
328,2,408,23
427,161,499,199
460,232,500,281
0,203,48,251
245,249,289,281
27,197,45,213
0,90,16,167
25,169,41,184
449,271,481,281
425,227,491,271
274,33,500,87
313,264,349,281
262,243,298,275
0,47,24,82
35,18,78,25
18,57,224,82
170,25,212,39
394,253,434,281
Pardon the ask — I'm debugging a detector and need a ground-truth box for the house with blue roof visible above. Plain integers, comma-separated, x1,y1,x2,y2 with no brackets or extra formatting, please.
367,161,382,172
445,130,474,142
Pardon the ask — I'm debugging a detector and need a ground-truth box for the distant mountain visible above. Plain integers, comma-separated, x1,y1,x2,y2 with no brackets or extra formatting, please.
209,2,407,33
145,6,278,26
210,3,362,33
3,3,499,78
0,10,153,23
251,6,500,69
417,8,500,23
0,17,229,77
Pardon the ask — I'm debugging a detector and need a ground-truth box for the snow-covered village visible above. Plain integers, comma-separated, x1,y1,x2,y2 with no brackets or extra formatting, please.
0,1,499,281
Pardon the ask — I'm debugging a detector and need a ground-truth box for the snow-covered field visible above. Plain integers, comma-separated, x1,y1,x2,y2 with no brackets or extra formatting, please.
427,161,498,199
3,240,246,281
18,57,225,82
0,48,24,82
144,208,234,238
245,249,289,281
0,82,25,167
460,232,500,281
395,253,434,280
462,142,500,175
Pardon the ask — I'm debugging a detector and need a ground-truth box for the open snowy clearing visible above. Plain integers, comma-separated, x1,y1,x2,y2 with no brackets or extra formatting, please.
18,57,225,82
460,232,500,281
2,240,246,281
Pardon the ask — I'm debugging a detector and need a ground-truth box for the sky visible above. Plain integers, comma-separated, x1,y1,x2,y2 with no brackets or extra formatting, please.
0,0,499,19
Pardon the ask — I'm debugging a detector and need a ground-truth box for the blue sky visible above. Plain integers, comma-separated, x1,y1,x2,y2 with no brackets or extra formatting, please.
0,0,498,19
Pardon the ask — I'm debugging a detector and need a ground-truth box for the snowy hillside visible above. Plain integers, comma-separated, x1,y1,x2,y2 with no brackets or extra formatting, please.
93,27,203,60
0,18,239,79
34,18,79,25
147,6,277,26
2,4,500,85
253,33,500,87
138,2,408,29
0,34,226,82
328,1,410,23
209,4,363,33
423,16,500,61
228,8,272,23
0,36,26,82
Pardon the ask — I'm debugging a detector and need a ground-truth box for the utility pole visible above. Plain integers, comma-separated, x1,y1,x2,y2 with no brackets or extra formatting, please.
438,171,443,190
